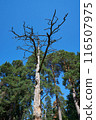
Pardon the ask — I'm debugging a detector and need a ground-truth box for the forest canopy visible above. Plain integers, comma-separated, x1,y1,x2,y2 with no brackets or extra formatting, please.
0,50,80,120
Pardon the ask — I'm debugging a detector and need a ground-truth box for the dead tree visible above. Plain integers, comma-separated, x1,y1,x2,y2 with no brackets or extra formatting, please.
11,10,68,120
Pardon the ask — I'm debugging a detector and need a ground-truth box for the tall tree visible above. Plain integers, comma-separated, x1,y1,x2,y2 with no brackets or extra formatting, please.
11,10,68,120
47,50,80,119
45,52,63,120
53,96,68,120
44,96,53,120
61,52,80,119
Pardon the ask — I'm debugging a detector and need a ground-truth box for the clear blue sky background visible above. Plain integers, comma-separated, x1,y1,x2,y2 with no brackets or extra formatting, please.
0,0,80,100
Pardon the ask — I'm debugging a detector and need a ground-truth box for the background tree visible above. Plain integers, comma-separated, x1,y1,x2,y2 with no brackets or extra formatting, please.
44,96,53,120
65,93,78,120
46,50,80,119
61,51,80,119
0,60,33,120
45,52,63,120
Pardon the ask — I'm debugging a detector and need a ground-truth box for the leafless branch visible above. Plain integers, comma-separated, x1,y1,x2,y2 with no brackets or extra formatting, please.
39,33,50,72
17,46,33,53
39,10,68,72
51,9,56,23
44,10,68,36
11,24,38,63
44,27,50,30
12,10,68,73
47,48,56,54
11,28,26,38
29,37,37,63
52,13,68,34
23,21,26,35
52,16,58,26
41,92,48,101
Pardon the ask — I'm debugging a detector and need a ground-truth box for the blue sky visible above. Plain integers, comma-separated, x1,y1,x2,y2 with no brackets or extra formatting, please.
0,0,80,100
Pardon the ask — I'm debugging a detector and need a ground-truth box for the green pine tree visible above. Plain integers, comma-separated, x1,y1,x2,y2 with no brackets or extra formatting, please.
0,60,34,120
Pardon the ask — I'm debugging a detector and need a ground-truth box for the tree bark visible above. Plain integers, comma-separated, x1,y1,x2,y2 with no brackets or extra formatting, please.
72,87,80,119
51,65,62,120
44,109,46,120
56,96,62,120
58,106,62,120
33,42,41,120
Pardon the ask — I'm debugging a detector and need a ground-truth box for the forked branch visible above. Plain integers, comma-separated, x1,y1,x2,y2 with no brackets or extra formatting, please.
11,10,68,72
39,10,68,72
11,25,38,63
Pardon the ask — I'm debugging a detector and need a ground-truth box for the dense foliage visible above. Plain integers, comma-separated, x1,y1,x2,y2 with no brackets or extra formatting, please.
0,60,34,120
0,50,80,120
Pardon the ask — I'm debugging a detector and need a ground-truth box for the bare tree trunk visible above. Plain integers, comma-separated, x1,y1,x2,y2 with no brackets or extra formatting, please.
56,96,62,120
44,109,46,120
33,42,41,120
58,106,62,120
51,65,62,120
72,87,80,119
